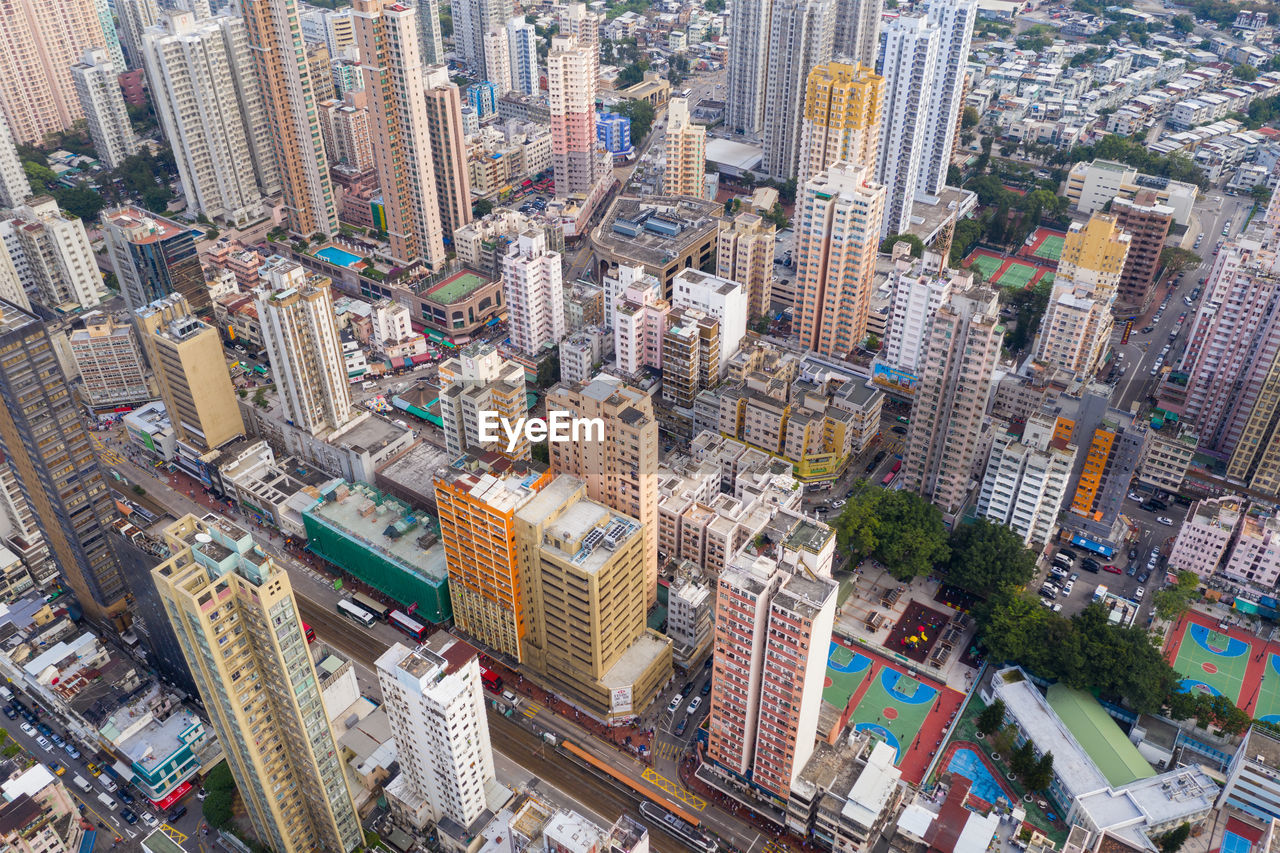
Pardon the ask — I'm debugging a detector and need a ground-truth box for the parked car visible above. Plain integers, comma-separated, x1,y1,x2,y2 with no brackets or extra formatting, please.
1137,571,1150,584
167,806,187,822
140,812,158,829
19,722,34,736
1135,587,1146,600
34,736,51,752
1103,564,1123,574
700,681,712,695
675,718,688,736
63,744,79,759
666,694,684,714
121,809,138,825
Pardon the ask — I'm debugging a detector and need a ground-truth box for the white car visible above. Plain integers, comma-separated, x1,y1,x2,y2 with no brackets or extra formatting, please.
686,697,702,715
1128,491,1141,501
832,499,846,509
34,736,51,752
140,812,158,829
1135,587,1146,600
19,722,34,736
666,694,684,714
1156,516,1174,526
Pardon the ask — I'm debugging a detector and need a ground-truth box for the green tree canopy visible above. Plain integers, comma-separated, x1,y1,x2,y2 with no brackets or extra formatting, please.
1157,823,1191,853
961,106,980,129
880,233,925,257
976,699,1007,736
473,198,494,218
832,486,949,581
1010,740,1036,777
617,98,656,142
1159,247,1202,276
1234,63,1259,82
54,184,105,221
1025,752,1054,791
1152,570,1200,621
945,519,1038,595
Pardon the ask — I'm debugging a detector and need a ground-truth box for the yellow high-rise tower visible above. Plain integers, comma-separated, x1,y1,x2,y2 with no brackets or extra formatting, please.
796,62,884,195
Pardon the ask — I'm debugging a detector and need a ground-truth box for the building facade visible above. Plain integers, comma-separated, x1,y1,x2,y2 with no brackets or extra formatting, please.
717,212,775,320
796,61,882,198
1112,191,1174,315
664,98,707,198
1,197,102,311
548,34,601,197
69,313,151,409
0,0,104,144
103,207,207,311
762,0,837,181
71,49,139,168
504,229,565,355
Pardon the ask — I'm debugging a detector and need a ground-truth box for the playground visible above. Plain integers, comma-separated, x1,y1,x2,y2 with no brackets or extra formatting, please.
1165,610,1280,721
1022,227,1067,264
886,600,952,664
822,638,963,783
963,248,1055,291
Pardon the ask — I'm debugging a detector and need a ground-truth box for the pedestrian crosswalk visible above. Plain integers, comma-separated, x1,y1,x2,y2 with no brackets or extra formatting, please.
654,740,682,761
521,700,542,719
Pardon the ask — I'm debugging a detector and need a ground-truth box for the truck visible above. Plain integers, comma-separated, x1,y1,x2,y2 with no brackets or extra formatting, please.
1092,584,1108,603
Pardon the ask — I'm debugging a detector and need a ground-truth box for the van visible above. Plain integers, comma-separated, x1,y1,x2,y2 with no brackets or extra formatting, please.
501,690,521,708
97,792,118,811
0,685,12,702
72,775,92,793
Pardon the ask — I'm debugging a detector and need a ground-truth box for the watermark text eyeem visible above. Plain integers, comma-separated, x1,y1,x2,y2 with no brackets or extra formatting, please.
477,410,605,453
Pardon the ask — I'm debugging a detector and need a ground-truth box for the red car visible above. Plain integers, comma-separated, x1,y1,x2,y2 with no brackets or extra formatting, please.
1102,564,1122,574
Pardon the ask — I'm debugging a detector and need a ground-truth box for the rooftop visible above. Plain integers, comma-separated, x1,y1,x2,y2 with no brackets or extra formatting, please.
114,708,202,773
105,207,188,244
423,270,494,305
308,482,448,582
593,196,722,268
1046,684,1154,788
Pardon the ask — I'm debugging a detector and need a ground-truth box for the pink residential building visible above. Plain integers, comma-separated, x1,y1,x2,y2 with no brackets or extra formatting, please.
707,517,837,805
613,266,668,376
1223,508,1280,588
548,34,600,197
1168,495,1280,587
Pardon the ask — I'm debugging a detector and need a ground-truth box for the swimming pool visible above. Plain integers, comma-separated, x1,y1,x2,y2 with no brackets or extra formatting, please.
948,748,1011,807
315,246,362,267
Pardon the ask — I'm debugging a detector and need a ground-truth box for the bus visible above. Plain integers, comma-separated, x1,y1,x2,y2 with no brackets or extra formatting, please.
389,610,429,641
349,592,392,621
302,622,315,643
480,667,503,693
638,803,715,852
337,599,376,627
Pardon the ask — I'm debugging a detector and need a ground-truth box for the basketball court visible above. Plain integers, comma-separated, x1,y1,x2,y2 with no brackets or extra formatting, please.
822,638,963,783
1165,610,1280,719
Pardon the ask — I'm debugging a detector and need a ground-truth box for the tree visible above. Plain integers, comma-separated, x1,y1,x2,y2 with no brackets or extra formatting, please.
23,160,56,191
1171,13,1195,32
1234,63,1259,82
614,59,650,89
1025,752,1054,791
617,98,656,142
473,198,494,218
54,184,105,221
867,490,949,581
202,761,237,830
865,333,881,351
946,519,1038,595
1157,824,1191,853
961,106,980,130
976,699,1006,736
1252,183,1273,206
705,0,725,9
880,233,925,257
947,165,964,186
1010,740,1036,777
1159,247,1202,276
1152,570,1200,621
1000,275,1052,354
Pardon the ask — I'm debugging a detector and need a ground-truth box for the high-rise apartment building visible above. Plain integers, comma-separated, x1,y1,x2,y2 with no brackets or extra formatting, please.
142,12,280,227
301,5,358,58
134,293,246,452
794,162,886,357
153,514,362,853
717,212,776,319
547,377,660,605
833,0,883,67
504,229,565,354
548,34,601,198
423,66,474,243
0,0,103,144
103,207,207,311
0,300,128,626
557,2,601,83
0,196,102,311
255,257,353,436
438,341,532,461
0,112,29,210
1112,190,1175,314
69,312,151,409
1033,214,1130,380
507,16,539,96
319,93,375,171
881,250,963,380
708,534,838,803
875,13,939,237
0,239,26,312
435,467,552,661
671,269,748,374
762,0,836,181
417,0,444,66
483,28,513,93
918,0,977,196
354,0,446,266
515,475,672,721
977,414,1076,548
901,283,1004,522
663,98,707,198
797,61,882,197
726,0,773,138
453,0,514,80
118,0,160,69
71,49,139,169
662,308,721,408
377,636,498,835
242,0,338,237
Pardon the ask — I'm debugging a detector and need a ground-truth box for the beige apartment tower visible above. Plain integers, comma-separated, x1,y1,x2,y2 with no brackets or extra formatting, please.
664,97,706,198
794,162,886,357
153,514,362,853
242,0,338,237
515,475,672,721
901,284,1004,523
547,377,660,605
134,294,246,451
717,212,776,318
424,66,474,243
354,0,446,266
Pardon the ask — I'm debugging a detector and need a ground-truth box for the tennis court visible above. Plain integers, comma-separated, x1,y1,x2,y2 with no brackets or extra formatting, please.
963,249,1053,291
966,250,1005,281
822,639,961,783
1026,227,1066,263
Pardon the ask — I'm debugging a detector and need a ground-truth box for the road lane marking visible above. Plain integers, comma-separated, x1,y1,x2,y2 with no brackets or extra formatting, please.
640,767,706,811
